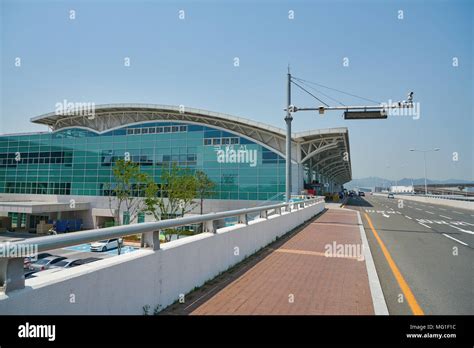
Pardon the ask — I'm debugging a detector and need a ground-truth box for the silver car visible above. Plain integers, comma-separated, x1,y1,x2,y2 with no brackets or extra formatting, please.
49,258,80,269
29,256,67,271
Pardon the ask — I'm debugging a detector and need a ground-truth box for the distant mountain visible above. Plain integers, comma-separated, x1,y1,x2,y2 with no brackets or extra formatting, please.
344,177,473,189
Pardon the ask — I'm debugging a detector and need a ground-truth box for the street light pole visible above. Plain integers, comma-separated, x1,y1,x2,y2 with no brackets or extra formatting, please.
409,148,440,195
423,151,427,195
285,69,292,202
284,70,413,202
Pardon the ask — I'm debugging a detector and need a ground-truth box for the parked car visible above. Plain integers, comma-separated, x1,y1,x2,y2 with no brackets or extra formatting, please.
49,258,80,269
24,252,53,270
388,193,395,199
90,238,121,252
358,191,365,197
29,256,67,271
36,252,53,260
24,258,31,269
24,270,39,279
70,257,101,267
28,268,64,278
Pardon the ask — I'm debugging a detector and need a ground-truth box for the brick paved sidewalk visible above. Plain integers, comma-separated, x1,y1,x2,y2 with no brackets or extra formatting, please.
163,208,376,315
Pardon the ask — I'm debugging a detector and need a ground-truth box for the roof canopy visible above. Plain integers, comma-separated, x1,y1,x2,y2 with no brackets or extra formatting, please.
31,104,351,184
0,201,90,214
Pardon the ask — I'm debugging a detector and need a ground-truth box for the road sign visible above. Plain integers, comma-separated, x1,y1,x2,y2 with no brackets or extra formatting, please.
344,110,387,120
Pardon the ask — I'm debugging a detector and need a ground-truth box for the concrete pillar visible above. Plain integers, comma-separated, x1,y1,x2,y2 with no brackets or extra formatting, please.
0,257,24,293
307,159,313,183
291,162,304,196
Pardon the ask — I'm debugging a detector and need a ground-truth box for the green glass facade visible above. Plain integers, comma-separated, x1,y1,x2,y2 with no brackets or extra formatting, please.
0,122,286,201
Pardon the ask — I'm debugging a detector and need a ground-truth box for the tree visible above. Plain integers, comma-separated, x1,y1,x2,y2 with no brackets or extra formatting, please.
106,159,150,252
142,164,199,242
107,159,149,225
195,170,215,215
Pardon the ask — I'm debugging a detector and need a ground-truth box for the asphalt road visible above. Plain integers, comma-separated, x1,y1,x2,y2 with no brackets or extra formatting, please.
346,194,473,315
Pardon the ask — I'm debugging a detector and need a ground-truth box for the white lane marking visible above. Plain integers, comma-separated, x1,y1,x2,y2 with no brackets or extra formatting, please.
405,216,412,220
356,212,389,315
415,208,422,211
425,211,435,215
407,206,414,208
439,215,452,220
439,208,447,211
452,221,474,227
418,222,431,229
448,225,474,235
382,213,389,218
442,233,468,246
452,211,464,215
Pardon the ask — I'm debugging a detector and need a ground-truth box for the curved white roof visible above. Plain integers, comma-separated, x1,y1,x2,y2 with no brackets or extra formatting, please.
31,103,351,184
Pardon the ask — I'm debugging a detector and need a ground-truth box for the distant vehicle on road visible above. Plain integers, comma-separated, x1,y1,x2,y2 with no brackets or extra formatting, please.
29,256,67,271
358,191,365,197
388,193,395,199
90,238,121,252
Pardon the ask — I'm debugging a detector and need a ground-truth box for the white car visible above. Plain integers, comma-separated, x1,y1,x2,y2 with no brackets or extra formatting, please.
90,238,121,252
388,193,395,199
49,258,79,269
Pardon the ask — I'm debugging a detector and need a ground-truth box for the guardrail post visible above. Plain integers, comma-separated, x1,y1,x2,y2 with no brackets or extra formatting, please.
143,230,160,250
238,214,248,225
275,207,282,215
259,210,268,219
203,219,218,233
0,257,24,293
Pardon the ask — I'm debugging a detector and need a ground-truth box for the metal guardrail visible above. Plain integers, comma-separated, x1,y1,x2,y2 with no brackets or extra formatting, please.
421,194,474,202
0,197,324,293
394,193,474,202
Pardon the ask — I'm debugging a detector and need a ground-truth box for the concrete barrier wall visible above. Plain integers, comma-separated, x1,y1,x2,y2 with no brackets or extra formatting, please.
0,201,324,315
373,193,473,211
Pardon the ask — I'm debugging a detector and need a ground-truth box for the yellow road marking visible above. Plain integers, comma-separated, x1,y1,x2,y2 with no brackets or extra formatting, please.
364,212,424,315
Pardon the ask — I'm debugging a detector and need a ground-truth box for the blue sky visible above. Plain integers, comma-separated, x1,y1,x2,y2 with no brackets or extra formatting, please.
1,0,472,181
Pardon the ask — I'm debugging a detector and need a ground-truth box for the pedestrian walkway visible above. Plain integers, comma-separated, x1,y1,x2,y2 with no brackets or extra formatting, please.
163,208,380,315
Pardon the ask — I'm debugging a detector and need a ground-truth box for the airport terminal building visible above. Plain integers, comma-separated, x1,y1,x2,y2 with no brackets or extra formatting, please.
0,104,351,231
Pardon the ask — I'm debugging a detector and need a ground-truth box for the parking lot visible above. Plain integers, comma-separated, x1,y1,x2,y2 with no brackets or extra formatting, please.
0,231,139,277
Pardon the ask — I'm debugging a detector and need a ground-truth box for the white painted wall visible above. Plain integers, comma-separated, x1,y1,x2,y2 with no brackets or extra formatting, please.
0,201,324,315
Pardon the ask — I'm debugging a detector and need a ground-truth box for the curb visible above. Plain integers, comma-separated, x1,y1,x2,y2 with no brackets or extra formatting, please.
356,211,389,315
